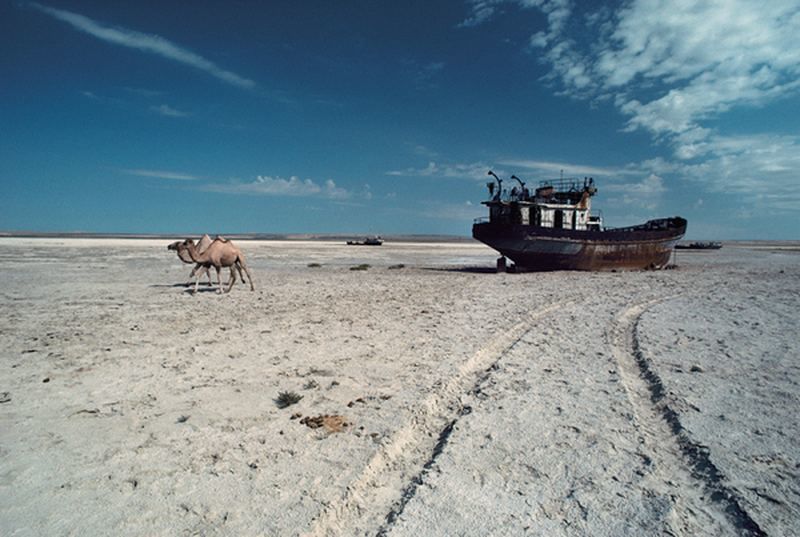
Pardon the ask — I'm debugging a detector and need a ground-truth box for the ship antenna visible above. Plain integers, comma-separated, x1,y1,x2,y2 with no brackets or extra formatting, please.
488,170,502,192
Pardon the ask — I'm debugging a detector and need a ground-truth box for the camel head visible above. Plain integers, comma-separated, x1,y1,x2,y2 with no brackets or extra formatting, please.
169,239,197,264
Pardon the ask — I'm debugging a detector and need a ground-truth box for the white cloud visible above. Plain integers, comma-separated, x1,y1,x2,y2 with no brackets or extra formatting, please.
603,173,666,210
605,173,665,195
151,104,188,117
458,1,502,27
672,134,800,204
362,184,373,200
122,169,199,180
202,175,351,200
30,3,256,89
386,161,494,180
498,159,638,178
460,0,571,31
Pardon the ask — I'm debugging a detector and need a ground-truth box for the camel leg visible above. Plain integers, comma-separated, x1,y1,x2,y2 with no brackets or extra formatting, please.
225,266,237,293
237,256,255,291
189,264,212,286
215,266,224,294
223,266,238,287
236,262,246,284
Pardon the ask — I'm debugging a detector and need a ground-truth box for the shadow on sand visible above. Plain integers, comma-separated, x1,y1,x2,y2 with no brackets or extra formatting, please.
423,266,499,274
148,283,218,290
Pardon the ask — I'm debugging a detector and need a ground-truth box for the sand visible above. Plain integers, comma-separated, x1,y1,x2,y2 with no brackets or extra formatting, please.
0,238,798,536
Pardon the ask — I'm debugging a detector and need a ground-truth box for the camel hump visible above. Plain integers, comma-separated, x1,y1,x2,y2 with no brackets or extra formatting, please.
214,235,230,243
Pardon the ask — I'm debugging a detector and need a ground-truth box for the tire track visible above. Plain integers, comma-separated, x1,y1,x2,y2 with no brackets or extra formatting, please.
302,302,563,537
610,298,765,536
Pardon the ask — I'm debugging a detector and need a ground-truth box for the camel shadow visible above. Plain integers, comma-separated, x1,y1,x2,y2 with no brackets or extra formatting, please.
182,287,219,294
149,283,218,290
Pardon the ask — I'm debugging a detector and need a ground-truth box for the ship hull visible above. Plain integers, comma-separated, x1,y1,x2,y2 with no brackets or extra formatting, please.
473,218,687,271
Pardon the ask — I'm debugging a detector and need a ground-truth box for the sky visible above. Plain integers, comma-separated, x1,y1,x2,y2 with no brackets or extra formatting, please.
1,0,799,239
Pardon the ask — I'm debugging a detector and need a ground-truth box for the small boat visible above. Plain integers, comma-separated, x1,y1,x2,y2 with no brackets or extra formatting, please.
675,241,722,250
346,236,383,246
472,171,687,271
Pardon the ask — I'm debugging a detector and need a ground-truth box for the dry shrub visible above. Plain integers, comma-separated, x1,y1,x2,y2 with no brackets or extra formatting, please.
275,391,303,409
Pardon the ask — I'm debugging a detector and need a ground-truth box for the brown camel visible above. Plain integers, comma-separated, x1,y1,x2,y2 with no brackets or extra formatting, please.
182,237,255,294
168,234,247,287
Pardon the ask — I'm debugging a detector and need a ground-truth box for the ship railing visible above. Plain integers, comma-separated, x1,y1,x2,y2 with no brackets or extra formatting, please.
538,177,589,192
483,192,533,203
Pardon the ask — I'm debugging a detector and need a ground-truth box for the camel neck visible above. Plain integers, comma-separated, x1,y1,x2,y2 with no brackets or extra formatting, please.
186,243,206,263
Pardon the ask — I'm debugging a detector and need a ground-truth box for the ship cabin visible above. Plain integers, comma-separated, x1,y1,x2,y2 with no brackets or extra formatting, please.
480,176,602,231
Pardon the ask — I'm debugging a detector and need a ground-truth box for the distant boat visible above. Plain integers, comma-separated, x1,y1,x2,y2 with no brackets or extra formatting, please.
472,171,687,271
675,241,722,250
346,236,383,246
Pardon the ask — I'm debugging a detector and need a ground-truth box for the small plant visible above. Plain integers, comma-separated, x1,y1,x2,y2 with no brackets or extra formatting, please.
388,264,405,270
307,263,322,268
275,391,303,409
303,379,319,390
350,264,370,271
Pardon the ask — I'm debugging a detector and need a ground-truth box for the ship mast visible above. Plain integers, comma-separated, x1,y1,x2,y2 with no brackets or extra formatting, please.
487,170,502,200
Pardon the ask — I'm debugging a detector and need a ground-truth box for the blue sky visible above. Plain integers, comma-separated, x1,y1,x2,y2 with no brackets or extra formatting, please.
1,0,799,239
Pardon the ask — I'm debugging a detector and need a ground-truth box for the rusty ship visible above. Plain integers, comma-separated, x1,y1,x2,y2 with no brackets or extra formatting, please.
472,171,687,271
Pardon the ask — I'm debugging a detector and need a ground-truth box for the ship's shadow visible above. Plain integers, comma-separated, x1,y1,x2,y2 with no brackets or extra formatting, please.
424,266,500,274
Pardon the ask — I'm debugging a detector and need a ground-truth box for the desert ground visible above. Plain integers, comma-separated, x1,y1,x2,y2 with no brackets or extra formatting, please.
1,238,798,536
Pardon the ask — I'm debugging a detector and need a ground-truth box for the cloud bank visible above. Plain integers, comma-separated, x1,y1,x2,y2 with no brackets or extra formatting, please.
462,0,800,210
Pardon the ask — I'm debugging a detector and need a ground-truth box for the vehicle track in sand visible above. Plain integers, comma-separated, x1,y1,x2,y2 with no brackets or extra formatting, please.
302,301,566,537
609,298,765,536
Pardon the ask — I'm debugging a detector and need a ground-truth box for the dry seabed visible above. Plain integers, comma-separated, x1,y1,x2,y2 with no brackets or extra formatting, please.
0,239,798,536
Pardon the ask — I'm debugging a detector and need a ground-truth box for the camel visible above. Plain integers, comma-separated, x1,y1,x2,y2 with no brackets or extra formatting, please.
168,234,247,288
182,237,255,294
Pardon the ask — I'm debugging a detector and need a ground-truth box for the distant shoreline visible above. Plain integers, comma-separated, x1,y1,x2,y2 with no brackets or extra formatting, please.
0,231,477,243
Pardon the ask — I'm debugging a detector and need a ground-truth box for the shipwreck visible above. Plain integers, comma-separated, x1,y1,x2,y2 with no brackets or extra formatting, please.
472,171,687,271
